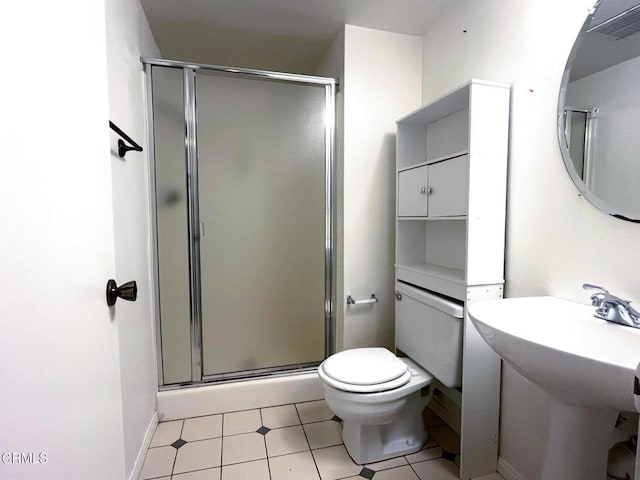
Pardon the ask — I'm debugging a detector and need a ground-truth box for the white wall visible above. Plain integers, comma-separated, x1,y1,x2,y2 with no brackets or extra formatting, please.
342,26,422,350
104,0,161,477
566,55,640,218
0,1,126,479
422,1,640,478
148,18,330,76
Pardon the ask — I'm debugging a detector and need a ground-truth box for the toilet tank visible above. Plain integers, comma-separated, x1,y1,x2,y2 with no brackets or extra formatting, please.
394,281,464,388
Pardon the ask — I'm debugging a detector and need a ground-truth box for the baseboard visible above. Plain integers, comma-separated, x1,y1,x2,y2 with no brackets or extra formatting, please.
128,411,158,480
157,372,323,421
498,457,528,480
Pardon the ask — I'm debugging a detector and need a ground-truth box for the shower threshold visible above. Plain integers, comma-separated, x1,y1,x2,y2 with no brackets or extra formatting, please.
159,362,321,391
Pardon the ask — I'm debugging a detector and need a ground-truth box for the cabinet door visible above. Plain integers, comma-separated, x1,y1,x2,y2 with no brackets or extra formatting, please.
398,165,428,216
428,154,469,217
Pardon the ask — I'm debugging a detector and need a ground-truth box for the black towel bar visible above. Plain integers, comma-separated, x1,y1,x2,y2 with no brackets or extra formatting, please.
109,120,143,158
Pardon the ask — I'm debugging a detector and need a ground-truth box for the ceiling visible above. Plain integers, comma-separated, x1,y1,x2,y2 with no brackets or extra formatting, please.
570,0,640,80
140,0,455,74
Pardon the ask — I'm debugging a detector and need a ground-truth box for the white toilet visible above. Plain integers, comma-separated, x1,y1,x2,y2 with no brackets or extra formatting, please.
317,347,434,464
318,282,465,464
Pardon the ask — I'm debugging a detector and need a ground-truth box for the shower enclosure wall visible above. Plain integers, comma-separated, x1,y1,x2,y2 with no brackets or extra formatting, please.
143,58,336,387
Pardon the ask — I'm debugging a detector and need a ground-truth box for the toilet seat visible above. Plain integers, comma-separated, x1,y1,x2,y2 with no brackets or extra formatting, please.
319,348,411,393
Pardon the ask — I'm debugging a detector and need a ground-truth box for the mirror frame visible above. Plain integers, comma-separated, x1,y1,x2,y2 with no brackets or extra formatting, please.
557,1,640,223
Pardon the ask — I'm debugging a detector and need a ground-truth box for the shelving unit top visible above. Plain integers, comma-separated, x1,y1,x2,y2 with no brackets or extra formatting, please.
396,79,509,126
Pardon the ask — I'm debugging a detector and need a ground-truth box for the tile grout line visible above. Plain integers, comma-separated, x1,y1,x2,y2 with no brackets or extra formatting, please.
220,413,225,473
169,419,185,477
295,402,324,480
408,460,421,480
259,408,273,480
169,399,325,422
148,404,454,480
146,417,340,456
145,417,339,452
146,404,459,480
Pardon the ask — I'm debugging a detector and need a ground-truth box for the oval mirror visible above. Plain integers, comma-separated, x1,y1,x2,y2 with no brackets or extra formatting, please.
558,0,640,222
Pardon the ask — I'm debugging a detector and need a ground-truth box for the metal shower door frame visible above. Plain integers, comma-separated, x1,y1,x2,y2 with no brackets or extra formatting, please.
143,57,337,387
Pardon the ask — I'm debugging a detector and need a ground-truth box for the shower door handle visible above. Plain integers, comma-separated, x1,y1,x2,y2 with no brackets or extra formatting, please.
199,221,205,238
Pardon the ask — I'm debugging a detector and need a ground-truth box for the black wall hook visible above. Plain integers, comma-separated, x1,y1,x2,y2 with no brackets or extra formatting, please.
106,279,138,306
109,121,143,157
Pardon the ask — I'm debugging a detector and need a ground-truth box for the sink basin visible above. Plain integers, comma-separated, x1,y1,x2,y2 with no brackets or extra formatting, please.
469,296,640,411
468,296,640,480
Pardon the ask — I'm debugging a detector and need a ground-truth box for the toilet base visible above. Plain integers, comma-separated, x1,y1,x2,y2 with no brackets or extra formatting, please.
341,389,432,465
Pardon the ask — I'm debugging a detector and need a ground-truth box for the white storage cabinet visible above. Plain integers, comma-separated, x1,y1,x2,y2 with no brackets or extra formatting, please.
394,80,510,480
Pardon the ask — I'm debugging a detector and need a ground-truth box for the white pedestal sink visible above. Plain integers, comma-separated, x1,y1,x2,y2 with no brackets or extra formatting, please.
468,296,640,480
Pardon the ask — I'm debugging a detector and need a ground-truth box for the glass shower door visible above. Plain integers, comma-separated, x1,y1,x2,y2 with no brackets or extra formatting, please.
195,72,327,377
151,66,193,385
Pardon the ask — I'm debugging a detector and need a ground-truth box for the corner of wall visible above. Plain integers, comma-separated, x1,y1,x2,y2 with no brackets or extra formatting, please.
315,27,346,353
341,25,422,350
104,0,161,476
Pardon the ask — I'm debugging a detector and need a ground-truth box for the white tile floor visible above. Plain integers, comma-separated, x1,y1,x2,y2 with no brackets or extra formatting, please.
140,399,501,480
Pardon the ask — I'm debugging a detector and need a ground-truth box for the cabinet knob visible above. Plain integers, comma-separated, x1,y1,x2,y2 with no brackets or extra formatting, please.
420,187,432,195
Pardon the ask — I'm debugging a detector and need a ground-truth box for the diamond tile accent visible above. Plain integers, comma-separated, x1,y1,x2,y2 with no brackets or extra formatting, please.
172,438,187,449
137,401,469,480
359,467,375,479
174,438,222,474
224,409,262,436
150,420,183,447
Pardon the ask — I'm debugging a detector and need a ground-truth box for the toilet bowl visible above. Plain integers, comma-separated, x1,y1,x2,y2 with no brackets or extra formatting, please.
318,347,434,464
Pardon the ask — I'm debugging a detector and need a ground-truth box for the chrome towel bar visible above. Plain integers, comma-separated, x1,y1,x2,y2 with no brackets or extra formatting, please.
347,294,378,305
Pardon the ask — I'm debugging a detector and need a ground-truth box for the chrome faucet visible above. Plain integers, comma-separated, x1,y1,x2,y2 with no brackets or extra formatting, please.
583,283,640,328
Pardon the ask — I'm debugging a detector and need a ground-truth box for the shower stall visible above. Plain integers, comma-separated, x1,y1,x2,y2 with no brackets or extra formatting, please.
143,58,336,387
